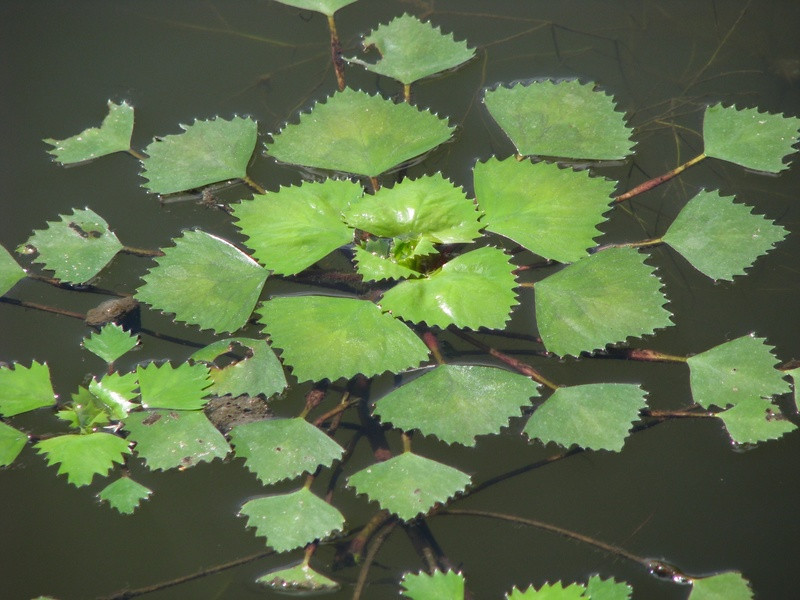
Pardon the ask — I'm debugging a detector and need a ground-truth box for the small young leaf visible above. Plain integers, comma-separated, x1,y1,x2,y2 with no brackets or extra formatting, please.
124,409,230,470
379,246,518,330
273,0,356,16
191,338,287,399
689,571,753,600
523,383,647,452
703,103,800,173
0,361,56,417
88,372,139,420
535,247,672,357
0,421,27,467
23,208,123,284
484,80,634,160
353,246,421,281
136,230,269,334
137,362,211,410
57,387,112,431
98,477,152,515
35,432,130,487
716,398,795,445
506,582,587,599
258,295,429,382
267,88,454,177
255,562,340,593
240,487,345,552
472,157,615,263
401,570,466,600
686,335,790,410
0,244,26,296
141,116,258,194
347,452,471,520
585,575,632,600
232,179,361,275
346,14,475,85
374,364,539,446
662,190,787,281
44,100,134,164
230,417,343,485
82,323,139,363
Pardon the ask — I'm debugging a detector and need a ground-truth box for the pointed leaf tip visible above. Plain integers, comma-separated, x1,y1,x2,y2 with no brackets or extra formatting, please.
44,100,134,164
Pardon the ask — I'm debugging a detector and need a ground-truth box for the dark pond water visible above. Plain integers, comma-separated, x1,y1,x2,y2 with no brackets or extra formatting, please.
2,1,800,599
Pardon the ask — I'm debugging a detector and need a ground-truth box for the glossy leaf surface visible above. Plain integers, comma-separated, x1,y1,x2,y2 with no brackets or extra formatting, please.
98,477,152,515
141,116,258,194
0,422,27,467
35,432,130,487
484,80,634,160
82,323,139,364
535,247,671,356
88,373,138,420
0,244,25,296
401,570,465,600
353,245,421,281
267,88,453,177
255,562,340,593
137,362,211,410
191,338,287,398
0,361,56,417
689,571,753,600
44,100,134,164
273,0,356,16
136,230,268,333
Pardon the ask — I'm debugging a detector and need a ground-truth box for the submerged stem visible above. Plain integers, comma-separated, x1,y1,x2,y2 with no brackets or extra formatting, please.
328,14,346,91
243,175,266,195
614,153,706,203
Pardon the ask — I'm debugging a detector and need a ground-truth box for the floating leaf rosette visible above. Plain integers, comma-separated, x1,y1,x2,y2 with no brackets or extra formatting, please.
44,100,134,164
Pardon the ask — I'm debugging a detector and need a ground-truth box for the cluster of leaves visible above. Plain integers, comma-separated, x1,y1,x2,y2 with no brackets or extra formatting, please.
1,1,799,598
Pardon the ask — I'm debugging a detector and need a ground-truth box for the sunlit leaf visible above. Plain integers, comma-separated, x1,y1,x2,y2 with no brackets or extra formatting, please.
662,190,787,280
348,452,471,520
255,562,340,593
88,372,139,420
82,323,139,364
273,0,357,16
401,570,465,599
267,88,454,177
686,335,790,410
484,79,634,160
472,157,615,263
124,409,230,470
506,582,587,599
347,14,475,85
380,246,518,330
703,103,800,173
535,247,672,357
141,116,258,194
0,244,26,296
585,575,632,600
523,384,646,452
0,361,56,417
0,422,27,467
689,571,753,600
98,477,152,515
23,208,123,284
136,230,268,333
232,179,361,275
35,432,130,487
374,364,538,446
57,387,112,431
230,417,343,485
258,295,429,382
44,100,134,164
137,362,211,410
716,398,795,445
191,338,287,399
353,246,421,281
240,487,345,552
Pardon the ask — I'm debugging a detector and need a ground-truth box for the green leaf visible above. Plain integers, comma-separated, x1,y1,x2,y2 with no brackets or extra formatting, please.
82,323,139,363
44,100,134,164
585,575,632,600
347,14,475,85
23,207,123,284
141,116,258,194
98,477,152,514
0,361,56,417
702,103,800,173
136,230,268,334
191,338,287,399
232,179,361,275
689,572,753,600
484,80,634,160
506,582,587,599
686,335,790,410
716,398,796,445
523,384,647,452
0,422,27,467
255,562,340,593
347,452,471,520
535,247,672,357
35,432,130,487
401,570,466,600
273,0,357,16
57,386,112,431
472,157,615,263
240,487,345,552
258,295,429,382
267,88,454,177
230,417,343,485
380,246,518,330
353,245,422,281
137,362,211,410
0,244,26,296
788,367,800,412
662,190,787,281
124,409,230,470
88,372,139,420
374,364,539,446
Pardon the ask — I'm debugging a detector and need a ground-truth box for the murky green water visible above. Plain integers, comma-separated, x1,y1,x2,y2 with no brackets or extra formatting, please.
2,1,799,598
